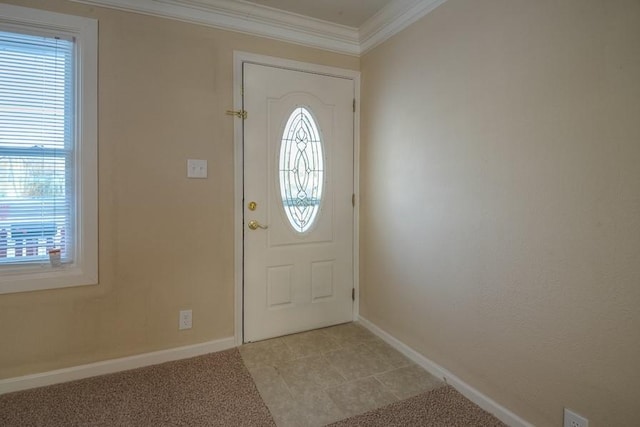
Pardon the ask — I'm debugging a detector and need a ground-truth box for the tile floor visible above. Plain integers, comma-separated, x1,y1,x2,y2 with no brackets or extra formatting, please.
240,322,443,427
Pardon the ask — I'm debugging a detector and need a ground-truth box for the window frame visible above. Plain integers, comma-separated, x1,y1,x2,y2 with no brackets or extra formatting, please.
0,4,98,294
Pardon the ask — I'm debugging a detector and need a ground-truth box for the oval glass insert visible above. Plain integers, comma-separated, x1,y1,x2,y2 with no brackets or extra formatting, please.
279,107,324,233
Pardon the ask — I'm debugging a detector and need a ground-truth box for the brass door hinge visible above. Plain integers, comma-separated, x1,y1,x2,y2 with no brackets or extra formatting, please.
352,288,355,301
226,109,247,120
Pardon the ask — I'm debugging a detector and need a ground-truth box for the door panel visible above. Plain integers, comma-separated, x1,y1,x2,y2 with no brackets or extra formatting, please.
243,63,354,342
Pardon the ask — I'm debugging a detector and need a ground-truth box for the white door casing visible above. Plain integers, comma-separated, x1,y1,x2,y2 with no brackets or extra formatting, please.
242,61,356,342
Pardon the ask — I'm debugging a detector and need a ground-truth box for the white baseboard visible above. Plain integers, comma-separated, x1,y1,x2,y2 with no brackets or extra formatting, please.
357,316,533,427
0,337,236,395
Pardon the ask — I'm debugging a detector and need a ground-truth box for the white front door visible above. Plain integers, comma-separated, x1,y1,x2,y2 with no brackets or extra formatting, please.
243,62,355,342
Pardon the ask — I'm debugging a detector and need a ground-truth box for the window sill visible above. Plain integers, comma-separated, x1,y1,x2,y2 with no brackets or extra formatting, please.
0,263,98,294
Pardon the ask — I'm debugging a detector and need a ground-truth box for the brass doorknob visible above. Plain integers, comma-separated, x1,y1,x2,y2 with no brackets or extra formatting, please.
248,220,268,230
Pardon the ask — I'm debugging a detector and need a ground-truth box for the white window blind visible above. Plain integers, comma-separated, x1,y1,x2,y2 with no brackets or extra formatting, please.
0,30,75,265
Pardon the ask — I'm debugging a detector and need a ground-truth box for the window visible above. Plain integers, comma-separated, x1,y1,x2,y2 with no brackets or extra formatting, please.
0,4,97,294
278,107,324,233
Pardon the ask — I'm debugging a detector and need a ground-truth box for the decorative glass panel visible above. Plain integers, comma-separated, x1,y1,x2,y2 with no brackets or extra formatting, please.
279,107,324,233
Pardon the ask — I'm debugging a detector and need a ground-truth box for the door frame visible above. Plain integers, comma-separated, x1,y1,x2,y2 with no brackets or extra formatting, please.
232,51,361,345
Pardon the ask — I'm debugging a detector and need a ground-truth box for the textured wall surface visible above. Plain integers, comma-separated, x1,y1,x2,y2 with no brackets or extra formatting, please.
359,0,640,426
0,0,358,379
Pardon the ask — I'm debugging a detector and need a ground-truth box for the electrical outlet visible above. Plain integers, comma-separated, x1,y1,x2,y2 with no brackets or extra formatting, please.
179,309,192,330
564,408,588,427
187,159,207,178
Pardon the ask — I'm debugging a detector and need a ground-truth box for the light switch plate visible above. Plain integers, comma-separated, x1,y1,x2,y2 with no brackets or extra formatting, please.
187,159,207,178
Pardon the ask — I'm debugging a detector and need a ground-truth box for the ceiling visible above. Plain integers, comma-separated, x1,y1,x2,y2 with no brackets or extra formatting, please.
242,0,393,28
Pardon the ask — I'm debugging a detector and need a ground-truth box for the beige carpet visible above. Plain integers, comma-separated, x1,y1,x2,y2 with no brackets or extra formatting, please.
0,349,275,426
328,385,507,427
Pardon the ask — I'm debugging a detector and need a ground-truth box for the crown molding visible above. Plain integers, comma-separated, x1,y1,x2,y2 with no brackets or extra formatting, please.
69,0,448,56
359,0,448,54
70,0,360,55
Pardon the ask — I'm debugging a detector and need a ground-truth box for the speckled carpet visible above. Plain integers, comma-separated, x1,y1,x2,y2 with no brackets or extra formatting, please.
1,349,506,427
328,385,506,427
0,348,275,426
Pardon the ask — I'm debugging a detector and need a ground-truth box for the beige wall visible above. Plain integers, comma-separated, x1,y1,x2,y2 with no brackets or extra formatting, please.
360,0,640,426
0,0,358,378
